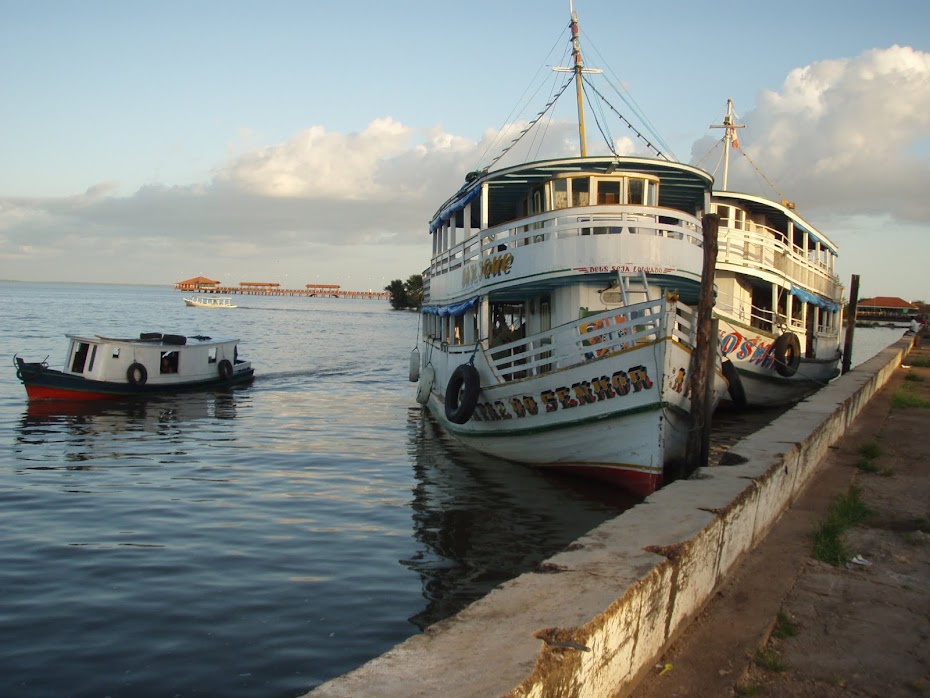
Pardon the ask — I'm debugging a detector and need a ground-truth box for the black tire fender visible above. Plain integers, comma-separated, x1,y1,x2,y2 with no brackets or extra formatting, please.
773,332,801,377
127,362,148,386
218,359,233,380
444,364,481,424
721,359,747,407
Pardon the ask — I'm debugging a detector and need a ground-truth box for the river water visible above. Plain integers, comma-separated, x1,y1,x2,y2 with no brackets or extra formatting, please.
0,282,905,697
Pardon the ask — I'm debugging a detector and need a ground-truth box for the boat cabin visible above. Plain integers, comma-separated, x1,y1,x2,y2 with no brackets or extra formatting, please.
423,157,714,373
712,195,842,352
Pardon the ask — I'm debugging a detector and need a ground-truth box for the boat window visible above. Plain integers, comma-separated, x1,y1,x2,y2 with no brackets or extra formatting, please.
208,347,217,364
597,180,620,204
716,205,731,225
532,187,544,214
647,180,658,206
572,177,590,207
628,178,645,205
553,179,569,210
490,303,526,347
87,345,97,372
111,347,120,358
160,351,179,374
71,343,90,373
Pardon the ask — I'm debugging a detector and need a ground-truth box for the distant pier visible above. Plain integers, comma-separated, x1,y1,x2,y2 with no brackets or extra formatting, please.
174,277,389,300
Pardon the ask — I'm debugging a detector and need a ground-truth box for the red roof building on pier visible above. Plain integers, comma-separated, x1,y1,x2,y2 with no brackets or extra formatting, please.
174,276,220,290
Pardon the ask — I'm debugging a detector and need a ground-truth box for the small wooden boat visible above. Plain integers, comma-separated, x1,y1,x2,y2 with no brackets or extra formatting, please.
183,296,237,308
14,332,254,401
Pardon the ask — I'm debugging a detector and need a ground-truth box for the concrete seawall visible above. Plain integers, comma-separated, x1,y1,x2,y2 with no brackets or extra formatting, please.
307,338,910,698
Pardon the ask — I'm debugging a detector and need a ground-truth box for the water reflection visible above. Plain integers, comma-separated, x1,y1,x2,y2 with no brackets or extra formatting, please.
14,390,248,467
403,408,639,629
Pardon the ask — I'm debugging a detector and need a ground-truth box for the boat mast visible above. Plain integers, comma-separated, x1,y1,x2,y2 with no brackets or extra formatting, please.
710,99,745,190
569,3,588,157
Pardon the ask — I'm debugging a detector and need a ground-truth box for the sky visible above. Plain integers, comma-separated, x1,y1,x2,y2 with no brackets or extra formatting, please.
1,0,929,301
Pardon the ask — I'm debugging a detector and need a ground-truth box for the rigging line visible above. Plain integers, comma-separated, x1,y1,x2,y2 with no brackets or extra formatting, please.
583,86,618,158
524,64,566,162
693,138,723,170
476,27,570,167
477,72,559,168
583,77,666,159
736,146,785,200
486,76,574,170
580,28,676,159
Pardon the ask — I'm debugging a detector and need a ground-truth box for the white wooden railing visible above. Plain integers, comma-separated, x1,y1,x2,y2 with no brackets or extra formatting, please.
463,297,693,383
717,225,842,300
429,206,703,283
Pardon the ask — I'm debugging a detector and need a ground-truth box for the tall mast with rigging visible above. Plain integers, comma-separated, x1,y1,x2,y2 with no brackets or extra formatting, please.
569,4,588,157
710,99,745,190
553,3,602,157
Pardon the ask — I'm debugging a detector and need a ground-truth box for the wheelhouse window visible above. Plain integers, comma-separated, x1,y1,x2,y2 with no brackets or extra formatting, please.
628,178,645,205
571,177,590,207
71,342,90,373
597,180,620,204
553,179,569,209
208,347,217,364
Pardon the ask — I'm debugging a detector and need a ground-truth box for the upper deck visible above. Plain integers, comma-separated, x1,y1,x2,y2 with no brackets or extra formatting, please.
426,156,714,305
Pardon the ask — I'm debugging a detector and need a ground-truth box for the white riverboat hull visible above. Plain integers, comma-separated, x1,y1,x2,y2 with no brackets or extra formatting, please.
419,296,725,497
717,316,841,407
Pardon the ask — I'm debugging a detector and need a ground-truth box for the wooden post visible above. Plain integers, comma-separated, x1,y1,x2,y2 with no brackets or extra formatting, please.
683,213,720,479
842,274,860,374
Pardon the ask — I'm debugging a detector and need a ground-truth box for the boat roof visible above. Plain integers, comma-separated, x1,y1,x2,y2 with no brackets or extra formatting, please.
712,189,838,254
66,334,239,347
430,155,714,235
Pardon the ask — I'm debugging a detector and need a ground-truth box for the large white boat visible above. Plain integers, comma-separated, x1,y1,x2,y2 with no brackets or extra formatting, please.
708,100,844,407
412,8,727,497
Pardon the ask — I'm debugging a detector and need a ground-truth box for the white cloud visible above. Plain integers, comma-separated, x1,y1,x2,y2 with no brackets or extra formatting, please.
2,45,928,301
693,45,930,221
688,45,930,301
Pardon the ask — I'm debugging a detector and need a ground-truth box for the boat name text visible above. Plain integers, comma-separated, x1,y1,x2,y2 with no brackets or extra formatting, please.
574,265,673,274
462,252,514,289
470,365,655,422
718,330,776,368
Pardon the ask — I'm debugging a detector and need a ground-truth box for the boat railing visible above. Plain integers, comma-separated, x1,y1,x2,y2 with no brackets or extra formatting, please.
718,226,842,299
481,296,691,382
429,206,704,280
715,291,840,336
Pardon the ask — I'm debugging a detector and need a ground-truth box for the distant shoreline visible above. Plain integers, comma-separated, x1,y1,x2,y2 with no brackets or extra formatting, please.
1,279,169,287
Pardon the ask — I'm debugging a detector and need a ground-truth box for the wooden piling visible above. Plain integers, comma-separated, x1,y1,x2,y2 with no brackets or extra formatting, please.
682,212,719,480
842,274,860,374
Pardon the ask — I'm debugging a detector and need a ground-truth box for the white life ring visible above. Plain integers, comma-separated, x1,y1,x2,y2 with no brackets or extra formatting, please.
415,365,435,405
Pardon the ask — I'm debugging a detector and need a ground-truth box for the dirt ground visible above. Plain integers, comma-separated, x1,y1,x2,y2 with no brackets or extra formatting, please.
628,340,930,698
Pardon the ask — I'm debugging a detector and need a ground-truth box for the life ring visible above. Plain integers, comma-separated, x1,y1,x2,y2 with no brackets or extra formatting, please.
772,332,801,377
721,359,747,407
218,359,233,380
415,365,435,405
127,362,148,386
444,363,480,424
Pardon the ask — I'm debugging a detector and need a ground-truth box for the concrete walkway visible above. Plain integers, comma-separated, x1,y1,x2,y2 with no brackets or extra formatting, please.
308,337,915,698
630,340,930,697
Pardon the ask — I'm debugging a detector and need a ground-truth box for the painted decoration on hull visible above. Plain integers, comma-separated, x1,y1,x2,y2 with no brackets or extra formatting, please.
463,361,691,423
718,328,777,370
